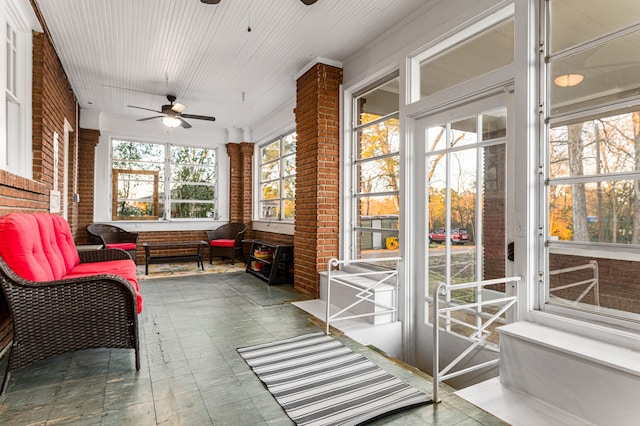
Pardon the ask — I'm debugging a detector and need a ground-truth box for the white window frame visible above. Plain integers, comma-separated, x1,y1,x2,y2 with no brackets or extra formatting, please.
351,74,401,261
256,131,296,222
539,0,640,332
111,138,218,221
1,0,38,178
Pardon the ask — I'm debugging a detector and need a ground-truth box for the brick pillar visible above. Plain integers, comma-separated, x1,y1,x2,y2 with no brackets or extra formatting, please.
240,142,254,227
226,143,242,221
294,63,342,297
226,142,254,229
76,128,100,244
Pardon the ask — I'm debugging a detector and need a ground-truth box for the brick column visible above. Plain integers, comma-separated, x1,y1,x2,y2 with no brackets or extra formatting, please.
226,142,254,229
294,63,342,297
76,128,100,244
226,143,243,222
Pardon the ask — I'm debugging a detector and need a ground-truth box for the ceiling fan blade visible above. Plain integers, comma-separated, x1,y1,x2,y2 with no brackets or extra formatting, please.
178,117,192,128
136,116,164,122
128,105,162,113
172,103,186,113
181,113,216,122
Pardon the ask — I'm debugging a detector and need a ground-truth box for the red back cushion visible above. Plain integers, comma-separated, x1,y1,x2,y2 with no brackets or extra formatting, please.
50,214,80,271
0,213,55,281
34,214,67,280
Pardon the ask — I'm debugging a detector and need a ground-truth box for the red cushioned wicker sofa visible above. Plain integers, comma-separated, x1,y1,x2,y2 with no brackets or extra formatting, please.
0,213,142,394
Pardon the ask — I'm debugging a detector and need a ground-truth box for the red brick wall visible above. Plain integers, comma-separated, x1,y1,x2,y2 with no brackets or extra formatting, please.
0,4,78,355
483,144,506,290
76,129,100,244
32,30,79,232
294,63,342,297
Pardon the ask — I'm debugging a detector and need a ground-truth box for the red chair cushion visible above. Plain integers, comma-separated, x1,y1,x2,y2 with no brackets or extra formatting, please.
65,260,142,313
106,242,137,251
210,239,235,248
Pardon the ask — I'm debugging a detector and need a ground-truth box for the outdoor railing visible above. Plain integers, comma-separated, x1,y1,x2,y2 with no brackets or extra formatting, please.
549,260,599,306
325,257,401,335
432,275,522,403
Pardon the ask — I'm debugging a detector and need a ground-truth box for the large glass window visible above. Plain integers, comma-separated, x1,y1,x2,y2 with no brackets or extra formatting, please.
353,75,400,259
411,6,514,103
2,1,33,177
258,132,296,221
112,139,217,220
543,0,640,323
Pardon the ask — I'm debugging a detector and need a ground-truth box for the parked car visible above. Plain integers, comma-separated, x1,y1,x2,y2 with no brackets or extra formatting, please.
429,228,469,245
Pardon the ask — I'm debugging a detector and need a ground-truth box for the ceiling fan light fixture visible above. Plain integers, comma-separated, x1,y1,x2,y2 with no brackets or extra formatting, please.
300,0,319,4
162,116,181,128
554,73,584,87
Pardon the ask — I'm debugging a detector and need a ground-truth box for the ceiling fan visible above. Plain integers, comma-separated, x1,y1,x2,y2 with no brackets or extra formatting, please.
127,95,216,128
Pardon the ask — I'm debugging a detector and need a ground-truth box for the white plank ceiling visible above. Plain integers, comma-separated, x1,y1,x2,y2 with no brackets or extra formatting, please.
35,0,429,130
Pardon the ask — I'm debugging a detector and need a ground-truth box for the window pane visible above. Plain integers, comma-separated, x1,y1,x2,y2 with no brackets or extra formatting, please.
419,19,513,98
451,116,478,149
357,159,400,193
283,176,296,198
283,154,296,177
550,31,640,116
355,228,400,259
113,140,164,161
357,118,400,160
358,195,399,219
260,201,280,219
482,108,507,140
261,182,279,199
170,202,215,219
261,161,280,181
427,125,447,153
549,0,640,54
283,133,297,155
283,199,295,220
549,112,640,179
171,164,215,182
170,146,215,166
115,200,157,218
549,252,640,318
170,183,214,201
261,141,280,163
549,180,640,244
356,77,399,126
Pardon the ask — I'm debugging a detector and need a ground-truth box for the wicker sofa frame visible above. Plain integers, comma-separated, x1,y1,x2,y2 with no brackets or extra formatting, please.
0,248,140,395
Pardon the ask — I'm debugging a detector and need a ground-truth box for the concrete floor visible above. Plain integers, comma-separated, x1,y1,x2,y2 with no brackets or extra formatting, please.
0,270,506,425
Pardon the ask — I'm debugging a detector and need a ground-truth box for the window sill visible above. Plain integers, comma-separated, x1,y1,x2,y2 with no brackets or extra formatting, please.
101,219,227,233
525,309,640,352
252,220,294,235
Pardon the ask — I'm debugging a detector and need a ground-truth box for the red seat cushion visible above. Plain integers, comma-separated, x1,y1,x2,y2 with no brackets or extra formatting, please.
209,239,235,248
106,242,137,251
65,260,142,313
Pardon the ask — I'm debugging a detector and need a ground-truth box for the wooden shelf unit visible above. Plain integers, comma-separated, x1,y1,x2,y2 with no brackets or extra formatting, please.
245,240,294,285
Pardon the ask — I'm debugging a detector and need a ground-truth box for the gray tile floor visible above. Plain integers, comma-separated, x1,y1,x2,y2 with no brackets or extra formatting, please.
0,271,506,425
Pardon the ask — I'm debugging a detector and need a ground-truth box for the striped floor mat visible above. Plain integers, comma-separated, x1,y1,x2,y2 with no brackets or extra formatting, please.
237,332,431,426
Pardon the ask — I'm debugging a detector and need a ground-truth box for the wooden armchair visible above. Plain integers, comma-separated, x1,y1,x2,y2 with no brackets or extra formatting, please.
87,223,139,262
206,223,247,264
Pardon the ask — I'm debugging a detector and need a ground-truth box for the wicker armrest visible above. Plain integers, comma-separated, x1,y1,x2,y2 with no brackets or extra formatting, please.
79,248,133,263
